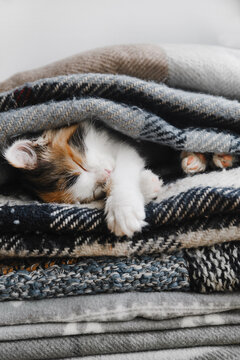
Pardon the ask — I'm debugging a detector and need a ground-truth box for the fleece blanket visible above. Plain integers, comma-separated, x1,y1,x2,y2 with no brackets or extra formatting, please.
0,291,240,359
1,71,240,259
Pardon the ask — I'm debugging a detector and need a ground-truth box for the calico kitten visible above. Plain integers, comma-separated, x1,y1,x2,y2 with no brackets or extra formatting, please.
4,121,162,237
4,120,235,237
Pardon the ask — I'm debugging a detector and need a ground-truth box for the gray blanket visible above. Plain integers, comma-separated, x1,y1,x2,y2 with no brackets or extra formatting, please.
2,325,240,360
0,292,240,359
63,347,240,360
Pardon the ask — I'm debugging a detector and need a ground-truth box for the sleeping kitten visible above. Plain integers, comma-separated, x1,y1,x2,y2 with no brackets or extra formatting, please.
4,120,235,237
4,121,162,237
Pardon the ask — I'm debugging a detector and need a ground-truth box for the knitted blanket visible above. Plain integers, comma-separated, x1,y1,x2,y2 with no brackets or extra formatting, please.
0,241,239,301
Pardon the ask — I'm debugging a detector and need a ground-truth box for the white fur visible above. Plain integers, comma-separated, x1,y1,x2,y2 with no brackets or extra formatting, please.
104,145,146,237
4,140,37,170
71,125,116,202
140,169,163,204
71,124,162,237
157,166,240,202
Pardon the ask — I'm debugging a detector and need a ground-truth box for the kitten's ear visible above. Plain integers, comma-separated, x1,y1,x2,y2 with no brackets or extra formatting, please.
4,140,38,170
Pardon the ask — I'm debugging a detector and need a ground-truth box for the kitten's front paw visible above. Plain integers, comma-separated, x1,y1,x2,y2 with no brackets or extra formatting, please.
140,170,163,204
105,192,147,237
181,152,207,174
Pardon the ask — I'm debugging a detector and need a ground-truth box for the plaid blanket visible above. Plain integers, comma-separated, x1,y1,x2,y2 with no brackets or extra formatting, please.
0,73,240,260
1,43,240,360
0,45,240,300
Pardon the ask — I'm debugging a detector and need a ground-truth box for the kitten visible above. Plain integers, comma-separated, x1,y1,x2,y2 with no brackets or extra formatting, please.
4,120,235,237
4,121,162,237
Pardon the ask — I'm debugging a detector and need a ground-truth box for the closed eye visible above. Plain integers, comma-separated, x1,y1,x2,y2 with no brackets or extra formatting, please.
65,174,79,189
72,159,87,172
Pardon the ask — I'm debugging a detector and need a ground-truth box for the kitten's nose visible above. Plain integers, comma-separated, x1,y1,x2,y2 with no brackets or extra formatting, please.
104,169,111,176
97,169,112,183
102,169,112,182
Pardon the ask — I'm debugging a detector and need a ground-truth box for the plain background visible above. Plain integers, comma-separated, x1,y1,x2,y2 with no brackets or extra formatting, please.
0,0,240,82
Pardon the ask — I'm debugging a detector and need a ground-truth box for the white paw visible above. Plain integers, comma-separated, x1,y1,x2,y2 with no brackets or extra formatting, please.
140,169,163,204
181,152,207,174
105,191,147,237
212,154,234,169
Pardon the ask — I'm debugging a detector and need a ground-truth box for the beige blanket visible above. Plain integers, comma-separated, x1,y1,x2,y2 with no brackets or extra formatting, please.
1,44,240,100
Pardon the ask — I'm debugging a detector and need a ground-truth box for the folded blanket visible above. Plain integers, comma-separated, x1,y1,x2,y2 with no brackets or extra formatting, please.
1,72,240,258
0,241,239,301
2,311,240,341
0,253,189,300
61,347,240,360
3,325,240,360
0,291,240,359
2,291,240,325
1,44,240,359
1,44,240,101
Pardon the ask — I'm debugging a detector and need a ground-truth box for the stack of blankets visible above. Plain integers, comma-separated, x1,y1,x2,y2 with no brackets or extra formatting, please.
0,44,240,359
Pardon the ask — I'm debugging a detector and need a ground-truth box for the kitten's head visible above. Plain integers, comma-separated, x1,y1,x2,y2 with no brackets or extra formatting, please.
4,123,114,203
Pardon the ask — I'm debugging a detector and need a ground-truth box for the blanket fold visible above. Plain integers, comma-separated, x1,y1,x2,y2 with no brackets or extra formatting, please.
0,240,239,301
1,72,240,261
0,291,240,359
2,325,240,360
0,44,240,303
1,44,240,100
1,43,240,359
57,347,240,360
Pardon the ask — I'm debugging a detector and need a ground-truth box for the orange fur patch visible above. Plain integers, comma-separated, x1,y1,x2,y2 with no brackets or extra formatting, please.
41,190,74,204
37,125,85,203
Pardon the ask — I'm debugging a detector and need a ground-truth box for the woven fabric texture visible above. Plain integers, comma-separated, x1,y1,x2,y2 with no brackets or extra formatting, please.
0,73,240,257
1,44,240,359
1,44,240,101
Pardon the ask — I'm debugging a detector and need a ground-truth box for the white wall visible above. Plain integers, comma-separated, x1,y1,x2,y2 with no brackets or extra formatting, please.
0,0,240,81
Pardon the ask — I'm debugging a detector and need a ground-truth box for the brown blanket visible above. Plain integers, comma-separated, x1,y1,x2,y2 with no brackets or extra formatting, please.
1,44,240,101
0,44,167,92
